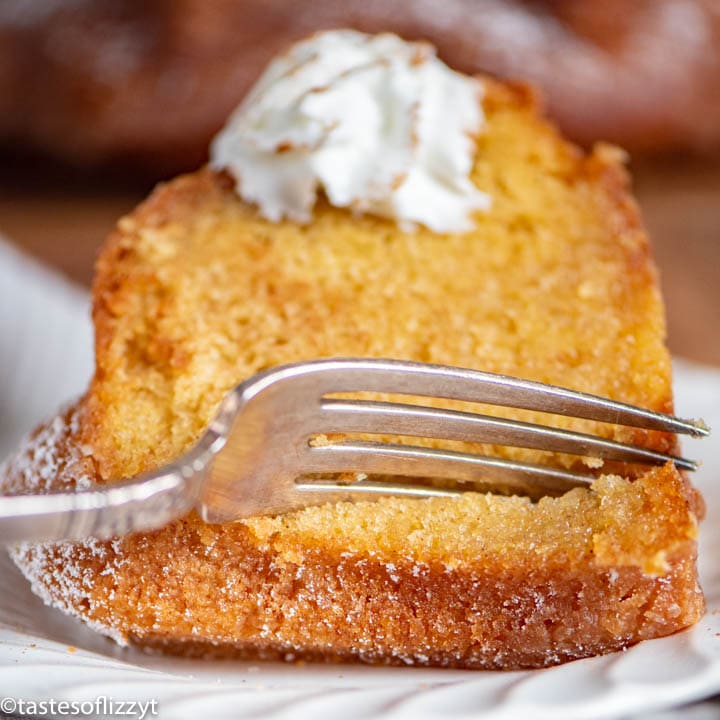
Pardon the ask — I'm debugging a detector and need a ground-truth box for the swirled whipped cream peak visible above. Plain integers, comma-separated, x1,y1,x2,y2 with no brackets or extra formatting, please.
210,29,490,233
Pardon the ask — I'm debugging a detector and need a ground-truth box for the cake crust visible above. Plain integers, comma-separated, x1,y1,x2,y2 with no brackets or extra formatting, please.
1,78,705,669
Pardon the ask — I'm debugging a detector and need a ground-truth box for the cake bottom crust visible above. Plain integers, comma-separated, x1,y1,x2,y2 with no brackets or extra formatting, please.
10,524,704,670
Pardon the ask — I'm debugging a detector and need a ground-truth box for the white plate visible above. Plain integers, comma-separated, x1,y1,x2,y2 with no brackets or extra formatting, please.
0,241,719,719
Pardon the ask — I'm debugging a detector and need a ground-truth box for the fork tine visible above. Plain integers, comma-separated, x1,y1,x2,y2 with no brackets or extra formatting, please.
319,399,698,470
303,440,594,495
296,478,464,499
290,359,709,436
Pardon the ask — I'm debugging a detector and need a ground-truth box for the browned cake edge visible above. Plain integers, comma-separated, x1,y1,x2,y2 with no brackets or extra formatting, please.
1,405,705,670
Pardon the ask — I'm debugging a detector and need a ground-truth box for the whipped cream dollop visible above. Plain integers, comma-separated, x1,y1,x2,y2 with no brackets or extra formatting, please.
210,30,490,233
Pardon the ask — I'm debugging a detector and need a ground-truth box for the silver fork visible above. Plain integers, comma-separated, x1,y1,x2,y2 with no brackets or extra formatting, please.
0,358,709,544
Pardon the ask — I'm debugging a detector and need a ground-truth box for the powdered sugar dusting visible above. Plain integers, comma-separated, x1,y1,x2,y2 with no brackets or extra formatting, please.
10,539,129,646
1,406,128,645
0,403,94,496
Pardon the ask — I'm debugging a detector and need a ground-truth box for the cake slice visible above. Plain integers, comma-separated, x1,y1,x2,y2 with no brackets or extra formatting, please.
0,33,704,669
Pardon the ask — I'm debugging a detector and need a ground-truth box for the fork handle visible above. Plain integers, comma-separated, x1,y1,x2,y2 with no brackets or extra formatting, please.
0,466,200,545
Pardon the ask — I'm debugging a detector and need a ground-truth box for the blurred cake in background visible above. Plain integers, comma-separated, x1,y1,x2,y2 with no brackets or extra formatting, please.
1,0,719,174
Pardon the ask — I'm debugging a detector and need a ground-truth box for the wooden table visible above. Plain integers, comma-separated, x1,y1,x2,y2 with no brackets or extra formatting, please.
1,155,718,366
